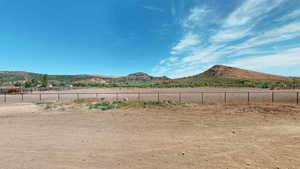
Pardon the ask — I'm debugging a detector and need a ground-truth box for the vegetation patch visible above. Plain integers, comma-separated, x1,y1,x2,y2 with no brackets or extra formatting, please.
36,102,59,110
139,100,178,106
87,100,180,110
88,101,129,111
36,98,182,111
236,104,298,115
73,98,101,104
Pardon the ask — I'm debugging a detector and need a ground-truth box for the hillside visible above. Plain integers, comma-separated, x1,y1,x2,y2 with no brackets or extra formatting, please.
177,65,294,82
0,65,298,88
0,71,169,87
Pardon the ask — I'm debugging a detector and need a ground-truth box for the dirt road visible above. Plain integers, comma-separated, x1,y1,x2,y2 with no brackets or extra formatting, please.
1,103,300,169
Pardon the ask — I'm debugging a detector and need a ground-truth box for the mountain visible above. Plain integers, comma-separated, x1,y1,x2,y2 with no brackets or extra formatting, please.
106,72,169,84
0,65,297,87
176,65,294,82
0,71,169,86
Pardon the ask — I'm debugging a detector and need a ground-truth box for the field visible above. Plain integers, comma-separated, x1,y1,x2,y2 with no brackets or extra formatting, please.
1,87,300,104
1,101,300,169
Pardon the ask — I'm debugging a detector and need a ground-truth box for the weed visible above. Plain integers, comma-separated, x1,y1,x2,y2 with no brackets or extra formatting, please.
74,98,100,104
36,102,46,105
139,100,178,106
88,101,129,111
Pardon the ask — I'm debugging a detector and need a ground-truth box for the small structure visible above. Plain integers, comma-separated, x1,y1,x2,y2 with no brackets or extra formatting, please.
121,97,129,102
259,84,269,89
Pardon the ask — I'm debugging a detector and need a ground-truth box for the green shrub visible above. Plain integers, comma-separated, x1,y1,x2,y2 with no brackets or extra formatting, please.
141,101,162,105
138,100,178,106
88,101,129,111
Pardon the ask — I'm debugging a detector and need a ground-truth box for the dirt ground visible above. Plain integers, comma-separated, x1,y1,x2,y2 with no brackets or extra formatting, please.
1,103,300,169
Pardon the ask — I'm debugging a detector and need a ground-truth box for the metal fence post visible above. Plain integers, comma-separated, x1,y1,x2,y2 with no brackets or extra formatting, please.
4,93,6,103
179,92,182,103
297,92,299,105
247,92,250,104
157,91,160,102
201,92,204,104
272,92,274,104
138,92,141,102
39,93,42,101
57,93,60,102
21,93,24,102
224,92,227,104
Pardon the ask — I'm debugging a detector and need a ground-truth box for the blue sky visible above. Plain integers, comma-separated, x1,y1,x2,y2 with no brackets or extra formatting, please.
0,0,300,78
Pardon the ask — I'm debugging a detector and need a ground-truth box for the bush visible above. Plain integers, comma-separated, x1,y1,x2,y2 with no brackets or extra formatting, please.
140,101,162,105
139,100,178,106
88,101,129,111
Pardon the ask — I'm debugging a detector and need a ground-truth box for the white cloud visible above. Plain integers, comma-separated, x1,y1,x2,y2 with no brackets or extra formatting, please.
211,27,252,42
159,59,166,65
212,0,285,43
181,45,224,64
171,65,203,78
277,9,300,21
182,7,210,28
142,6,164,13
171,32,201,55
169,57,178,62
229,47,300,70
264,20,300,36
230,20,300,50
225,0,285,27
153,0,299,78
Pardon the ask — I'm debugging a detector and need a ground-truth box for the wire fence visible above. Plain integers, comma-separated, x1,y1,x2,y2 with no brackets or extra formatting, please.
0,87,86,94
0,91,299,105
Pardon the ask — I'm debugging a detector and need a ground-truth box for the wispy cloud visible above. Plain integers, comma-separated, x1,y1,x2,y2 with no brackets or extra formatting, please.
171,32,201,55
181,7,211,28
211,27,252,42
171,0,176,16
224,0,285,27
277,9,300,21
142,6,164,13
229,47,300,70
152,0,300,78
229,20,300,50
181,45,225,64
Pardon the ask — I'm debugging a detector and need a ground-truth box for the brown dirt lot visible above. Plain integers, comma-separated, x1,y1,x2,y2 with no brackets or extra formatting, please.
1,103,300,169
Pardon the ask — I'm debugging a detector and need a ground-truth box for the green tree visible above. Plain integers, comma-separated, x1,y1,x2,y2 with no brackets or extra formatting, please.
14,82,22,87
24,81,32,88
31,79,39,87
42,74,49,87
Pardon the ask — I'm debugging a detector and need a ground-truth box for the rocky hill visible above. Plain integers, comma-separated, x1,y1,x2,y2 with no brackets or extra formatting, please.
0,71,169,86
0,65,297,87
176,65,294,82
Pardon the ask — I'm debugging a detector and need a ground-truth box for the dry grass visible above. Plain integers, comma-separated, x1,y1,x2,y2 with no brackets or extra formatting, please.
35,98,184,111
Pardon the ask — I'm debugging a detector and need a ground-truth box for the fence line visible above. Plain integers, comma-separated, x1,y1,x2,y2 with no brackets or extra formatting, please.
0,87,88,94
0,91,299,105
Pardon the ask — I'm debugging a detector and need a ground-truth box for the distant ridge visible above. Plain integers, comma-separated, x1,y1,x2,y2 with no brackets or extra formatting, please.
177,65,294,82
0,71,169,85
0,65,297,87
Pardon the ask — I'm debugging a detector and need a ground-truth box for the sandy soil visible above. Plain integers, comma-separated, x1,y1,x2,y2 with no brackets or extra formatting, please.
1,103,300,169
